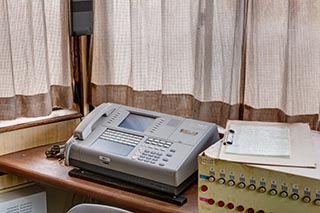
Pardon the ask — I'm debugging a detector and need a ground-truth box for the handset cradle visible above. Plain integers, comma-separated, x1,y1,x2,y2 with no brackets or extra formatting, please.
74,103,114,140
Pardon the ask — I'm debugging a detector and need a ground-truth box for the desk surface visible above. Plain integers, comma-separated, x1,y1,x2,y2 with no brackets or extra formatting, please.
0,143,198,213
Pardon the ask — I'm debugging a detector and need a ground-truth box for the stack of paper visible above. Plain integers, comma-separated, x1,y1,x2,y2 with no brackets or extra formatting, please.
218,120,316,168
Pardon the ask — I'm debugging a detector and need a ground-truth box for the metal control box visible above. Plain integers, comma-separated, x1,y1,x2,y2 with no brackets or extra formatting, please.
198,132,320,213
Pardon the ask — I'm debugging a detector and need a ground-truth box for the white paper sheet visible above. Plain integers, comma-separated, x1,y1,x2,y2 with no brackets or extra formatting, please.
224,124,291,157
217,121,316,168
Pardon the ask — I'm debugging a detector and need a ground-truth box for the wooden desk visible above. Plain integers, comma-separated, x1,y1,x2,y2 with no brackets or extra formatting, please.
0,143,198,213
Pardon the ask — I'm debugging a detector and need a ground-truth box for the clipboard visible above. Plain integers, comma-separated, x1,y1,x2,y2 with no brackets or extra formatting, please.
218,120,316,168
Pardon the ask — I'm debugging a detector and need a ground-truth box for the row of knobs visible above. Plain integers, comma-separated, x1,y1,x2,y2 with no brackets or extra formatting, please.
205,176,320,205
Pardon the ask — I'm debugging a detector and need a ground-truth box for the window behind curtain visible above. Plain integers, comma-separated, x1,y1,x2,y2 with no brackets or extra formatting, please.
0,0,73,120
90,0,244,127
89,0,319,130
243,0,320,130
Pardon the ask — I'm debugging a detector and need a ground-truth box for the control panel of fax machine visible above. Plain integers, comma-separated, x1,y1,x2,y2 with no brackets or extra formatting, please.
65,103,219,189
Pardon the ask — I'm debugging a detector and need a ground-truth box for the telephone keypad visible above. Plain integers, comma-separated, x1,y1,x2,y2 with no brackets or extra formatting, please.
137,149,163,163
124,136,174,166
101,131,176,167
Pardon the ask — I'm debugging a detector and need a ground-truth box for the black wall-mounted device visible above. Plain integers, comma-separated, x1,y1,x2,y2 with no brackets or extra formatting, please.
69,0,93,36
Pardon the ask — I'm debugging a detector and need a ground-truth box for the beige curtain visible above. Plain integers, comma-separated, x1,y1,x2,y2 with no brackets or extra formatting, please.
90,0,320,130
244,0,320,130
90,0,244,127
0,0,72,120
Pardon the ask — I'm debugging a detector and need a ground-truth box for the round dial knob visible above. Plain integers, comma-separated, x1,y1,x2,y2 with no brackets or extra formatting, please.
227,180,235,186
314,199,320,206
280,191,288,198
238,182,246,189
291,193,299,200
258,186,266,193
269,189,277,196
302,196,311,203
218,178,225,184
248,184,256,191
208,176,215,182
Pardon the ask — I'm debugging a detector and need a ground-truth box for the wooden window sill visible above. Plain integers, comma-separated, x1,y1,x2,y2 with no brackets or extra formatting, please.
0,109,82,134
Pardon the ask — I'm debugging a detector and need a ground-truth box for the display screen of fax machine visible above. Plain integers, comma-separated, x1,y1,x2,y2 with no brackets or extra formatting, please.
119,113,155,132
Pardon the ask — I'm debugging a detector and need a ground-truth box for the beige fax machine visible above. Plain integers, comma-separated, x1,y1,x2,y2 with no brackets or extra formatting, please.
65,103,219,195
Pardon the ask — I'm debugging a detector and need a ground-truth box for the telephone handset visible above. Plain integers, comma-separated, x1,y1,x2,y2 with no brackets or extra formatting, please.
74,103,115,140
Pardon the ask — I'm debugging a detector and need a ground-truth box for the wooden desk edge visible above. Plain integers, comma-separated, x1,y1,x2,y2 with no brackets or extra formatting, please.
0,144,198,213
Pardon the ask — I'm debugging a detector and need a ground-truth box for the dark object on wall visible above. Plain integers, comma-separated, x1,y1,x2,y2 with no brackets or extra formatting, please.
70,0,93,36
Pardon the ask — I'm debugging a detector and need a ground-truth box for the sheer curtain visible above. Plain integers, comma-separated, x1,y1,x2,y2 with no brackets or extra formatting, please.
90,0,319,130
244,0,320,130
0,0,72,120
90,0,244,127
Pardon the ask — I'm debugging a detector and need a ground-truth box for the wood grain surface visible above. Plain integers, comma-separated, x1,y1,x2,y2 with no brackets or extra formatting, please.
0,143,198,213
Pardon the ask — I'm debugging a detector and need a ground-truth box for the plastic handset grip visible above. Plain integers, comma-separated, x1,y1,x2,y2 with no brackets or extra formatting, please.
74,103,115,140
